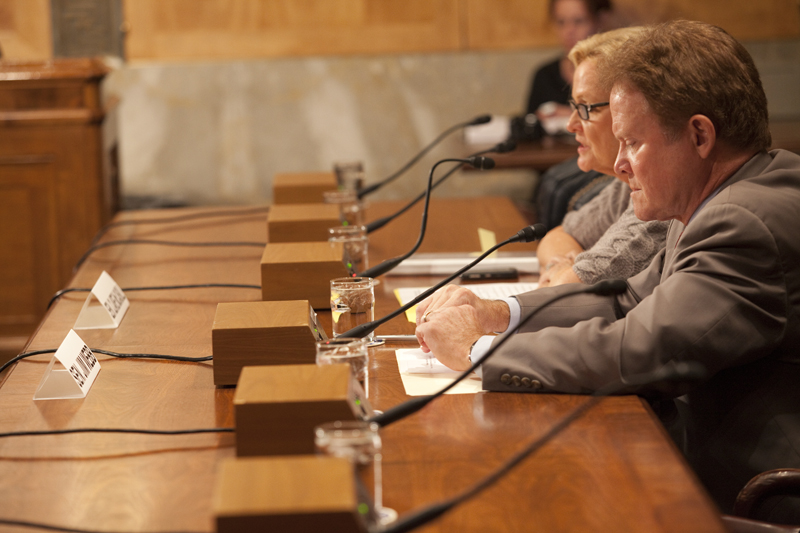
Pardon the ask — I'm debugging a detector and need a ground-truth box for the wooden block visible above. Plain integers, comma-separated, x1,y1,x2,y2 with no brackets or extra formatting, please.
214,455,370,533
234,364,372,457
212,300,326,386
267,203,341,243
273,171,338,205
261,241,350,309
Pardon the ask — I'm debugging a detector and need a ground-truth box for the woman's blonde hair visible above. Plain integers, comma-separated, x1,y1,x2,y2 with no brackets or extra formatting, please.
568,26,645,67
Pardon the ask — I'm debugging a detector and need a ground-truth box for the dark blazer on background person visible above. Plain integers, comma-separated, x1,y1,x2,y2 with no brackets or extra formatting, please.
482,149,800,516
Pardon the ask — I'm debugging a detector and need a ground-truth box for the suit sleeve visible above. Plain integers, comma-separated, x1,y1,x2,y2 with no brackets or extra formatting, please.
482,203,788,396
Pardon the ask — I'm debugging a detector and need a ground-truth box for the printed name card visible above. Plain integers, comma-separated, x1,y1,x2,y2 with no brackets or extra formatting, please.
73,271,129,329
33,330,101,400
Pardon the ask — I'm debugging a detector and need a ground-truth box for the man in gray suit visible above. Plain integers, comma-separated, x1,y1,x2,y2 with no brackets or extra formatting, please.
415,20,800,520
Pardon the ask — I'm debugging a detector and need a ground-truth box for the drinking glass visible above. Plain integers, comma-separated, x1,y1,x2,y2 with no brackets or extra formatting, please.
324,189,364,227
314,420,397,526
316,337,369,397
330,277,375,341
329,225,369,274
333,161,365,192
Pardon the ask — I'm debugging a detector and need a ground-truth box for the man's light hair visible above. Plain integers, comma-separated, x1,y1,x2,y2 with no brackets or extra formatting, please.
597,20,770,151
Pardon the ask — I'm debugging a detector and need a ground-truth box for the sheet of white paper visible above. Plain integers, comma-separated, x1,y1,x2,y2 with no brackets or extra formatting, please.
388,252,539,276
395,348,483,396
395,282,539,307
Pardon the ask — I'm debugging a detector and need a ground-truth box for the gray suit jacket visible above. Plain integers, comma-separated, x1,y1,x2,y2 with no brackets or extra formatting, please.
483,150,800,515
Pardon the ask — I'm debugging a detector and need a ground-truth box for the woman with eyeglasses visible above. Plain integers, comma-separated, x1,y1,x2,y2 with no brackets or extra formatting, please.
537,27,669,287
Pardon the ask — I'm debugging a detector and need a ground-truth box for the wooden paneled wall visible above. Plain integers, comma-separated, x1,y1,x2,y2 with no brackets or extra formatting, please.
124,0,800,61
124,0,463,61
0,1,799,62
0,0,52,61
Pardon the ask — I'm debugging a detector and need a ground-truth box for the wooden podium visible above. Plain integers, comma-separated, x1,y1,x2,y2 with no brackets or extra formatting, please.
0,58,118,357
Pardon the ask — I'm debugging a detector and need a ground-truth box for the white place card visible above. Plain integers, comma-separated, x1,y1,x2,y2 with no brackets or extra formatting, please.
73,271,129,329
395,348,482,396
33,330,101,400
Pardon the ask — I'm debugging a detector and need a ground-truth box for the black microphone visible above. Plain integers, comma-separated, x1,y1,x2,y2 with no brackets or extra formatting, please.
379,359,708,533
369,278,627,428
356,114,492,199
365,139,517,234
356,156,498,279
340,223,546,340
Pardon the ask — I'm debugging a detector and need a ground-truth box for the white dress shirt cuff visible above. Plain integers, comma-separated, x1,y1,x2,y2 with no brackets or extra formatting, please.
469,296,521,378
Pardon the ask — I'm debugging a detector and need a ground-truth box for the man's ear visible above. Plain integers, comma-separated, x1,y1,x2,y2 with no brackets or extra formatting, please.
689,114,716,159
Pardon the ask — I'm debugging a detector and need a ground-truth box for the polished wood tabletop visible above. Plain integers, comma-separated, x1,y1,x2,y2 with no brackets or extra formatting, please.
0,197,726,533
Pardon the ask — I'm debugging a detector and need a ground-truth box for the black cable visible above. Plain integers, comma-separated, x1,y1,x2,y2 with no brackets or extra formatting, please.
91,349,212,362
369,279,624,427
364,161,461,234
47,283,262,310
90,205,269,245
380,360,707,533
378,396,603,533
356,115,491,199
364,140,515,234
0,349,211,375
73,239,267,271
0,427,233,438
0,518,206,533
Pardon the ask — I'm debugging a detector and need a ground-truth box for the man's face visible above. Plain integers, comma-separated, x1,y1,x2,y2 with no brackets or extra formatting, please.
611,84,707,223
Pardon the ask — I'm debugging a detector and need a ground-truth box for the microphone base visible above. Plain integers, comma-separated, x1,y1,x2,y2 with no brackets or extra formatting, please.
211,300,326,386
261,242,351,309
267,203,341,243
233,364,372,457
272,171,338,205
215,455,372,533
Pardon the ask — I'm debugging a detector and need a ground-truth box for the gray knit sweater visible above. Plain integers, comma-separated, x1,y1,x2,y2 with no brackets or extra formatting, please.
561,179,669,284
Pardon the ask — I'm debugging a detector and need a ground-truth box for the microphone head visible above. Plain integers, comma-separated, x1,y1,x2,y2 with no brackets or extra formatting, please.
468,156,495,170
470,114,492,126
514,223,548,243
588,279,628,296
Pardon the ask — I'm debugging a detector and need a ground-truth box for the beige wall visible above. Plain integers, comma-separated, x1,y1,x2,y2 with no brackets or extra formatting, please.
103,38,800,207
0,0,51,60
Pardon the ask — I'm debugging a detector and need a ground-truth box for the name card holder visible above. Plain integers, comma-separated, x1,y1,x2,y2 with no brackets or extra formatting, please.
211,300,327,386
73,271,129,329
34,330,101,400
272,171,338,205
267,203,341,243
261,241,350,309
214,455,372,533
234,364,372,457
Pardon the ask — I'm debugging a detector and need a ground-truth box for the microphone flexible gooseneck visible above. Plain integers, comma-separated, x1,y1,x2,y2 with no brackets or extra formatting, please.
356,156,497,279
356,115,492,199
369,279,627,428
376,359,707,533
340,223,547,340
364,139,517,234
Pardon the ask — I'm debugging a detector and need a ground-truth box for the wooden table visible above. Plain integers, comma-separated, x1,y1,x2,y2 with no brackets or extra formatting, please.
0,197,726,533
